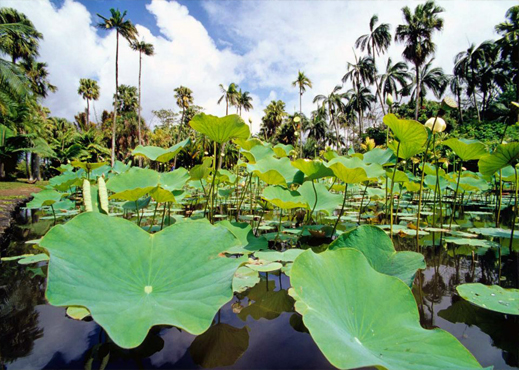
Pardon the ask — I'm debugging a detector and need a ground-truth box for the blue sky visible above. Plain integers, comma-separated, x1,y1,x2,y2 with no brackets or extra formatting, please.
7,0,517,132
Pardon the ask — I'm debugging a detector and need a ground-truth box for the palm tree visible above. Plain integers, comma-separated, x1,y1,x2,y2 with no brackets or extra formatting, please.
259,100,287,139
379,58,411,103
0,8,42,64
449,75,465,123
395,0,444,120
292,71,312,156
217,83,239,115
355,14,391,114
496,6,519,122
405,59,448,108
236,89,253,116
313,85,345,150
342,55,376,137
454,41,493,122
78,78,100,131
97,8,138,166
130,40,154,148
345,86,375,138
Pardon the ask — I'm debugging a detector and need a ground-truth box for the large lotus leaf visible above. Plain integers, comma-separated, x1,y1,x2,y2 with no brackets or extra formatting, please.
40,212,246,348
443,138,487,161
291,159,334,181
241,144,275,163
234,137,262,151
329,225,425,286
298,181,342,215
262,186,306,209
189,323,250,368
71,160,108,172
112,160,132,174
386,169,409,184
456,284,519,315
248,156,304,186
123,196,151,211
273,143,294,158
49,171,82,191
132,139,190,163
363,147,395,165
26,190,65,209
190,158,213,181
217,169,237,184
218,220,268,254
289,248,487,370
366,187,386,199
190,113,250,144
106,167,160,201
383,114,428,159
424,174,449,191
457,177,490,193
478,142,519,176
159,168,189,191
326,157,380,184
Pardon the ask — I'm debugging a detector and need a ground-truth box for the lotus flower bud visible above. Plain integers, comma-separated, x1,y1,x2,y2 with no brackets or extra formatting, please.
386,94,394,106
441,97,457,112
424,117,446,133
294,116,301,123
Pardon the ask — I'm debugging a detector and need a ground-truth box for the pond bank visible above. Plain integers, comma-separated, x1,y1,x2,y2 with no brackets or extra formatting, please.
0,182,42,244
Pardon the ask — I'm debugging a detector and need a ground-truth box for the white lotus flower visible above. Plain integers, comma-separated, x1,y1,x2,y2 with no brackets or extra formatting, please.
424,117,446,133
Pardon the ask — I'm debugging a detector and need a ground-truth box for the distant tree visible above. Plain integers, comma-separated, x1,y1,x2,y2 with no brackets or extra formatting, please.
405,59,448,108
260,100,287,140
130,40,154,148
0,8,42,64
292,71,312,155
78,78,100,130
97,8,138,166
379,58,411,104
218,83,239,115
395,0,444,119
236,89,253,116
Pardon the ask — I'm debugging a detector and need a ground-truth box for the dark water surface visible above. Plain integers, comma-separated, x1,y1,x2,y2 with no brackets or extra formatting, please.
1,209,518,370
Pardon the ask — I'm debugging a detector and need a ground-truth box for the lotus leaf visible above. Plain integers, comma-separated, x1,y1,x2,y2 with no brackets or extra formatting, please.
262,186,306,209
241,145,275,163
457,283,519,315
443,138,487,161
291,159,334,180
70,160,108,172
248,156,304,186
298,181,342,215
246,260,283,272
254,249,305,263
190,158,213,181
107,167,160,201
132,139,190,163
329,225,425,286
383,114,428,159
26,190,65,209
190,113,250,143
49,171,81,191
233,266,261,293
326,157,384,184
66,306,90,320
218,220,268,254
41,212,246,348
444,237,499,248
363,148,394,165
273,143,294,158
478,142,519,176
386,169,409,183
234,137,262,151
189,323,250,368
289,248,487,370
238,287,294,321
469,227,519,239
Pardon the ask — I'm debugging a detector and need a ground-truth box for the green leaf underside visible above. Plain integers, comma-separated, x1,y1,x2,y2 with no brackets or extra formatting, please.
443,138,487,161
189,113,250,144
383,114,428,159
289,249,487,370
41,212,245,348
457,283,519,315
329,225,425,286
132,139,190,162
478,143,519,176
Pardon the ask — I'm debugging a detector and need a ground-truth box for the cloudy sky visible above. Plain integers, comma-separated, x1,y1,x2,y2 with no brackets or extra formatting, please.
4,0,515,132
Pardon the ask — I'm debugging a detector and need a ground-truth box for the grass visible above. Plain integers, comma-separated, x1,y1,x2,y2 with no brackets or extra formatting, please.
0,179,48,191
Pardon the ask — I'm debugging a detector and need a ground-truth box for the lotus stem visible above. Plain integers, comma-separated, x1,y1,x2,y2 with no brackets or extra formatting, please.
358,182,368,224
332,183,348,237
148,202,159,232
509,166,518,254
449,160,463,229
306,179,318,226
51,204,56,225
275,208,283,244
389,142,400,240
496,170,503,227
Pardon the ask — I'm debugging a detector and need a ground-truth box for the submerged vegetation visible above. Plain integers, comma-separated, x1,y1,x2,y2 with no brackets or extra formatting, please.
1,1,519,370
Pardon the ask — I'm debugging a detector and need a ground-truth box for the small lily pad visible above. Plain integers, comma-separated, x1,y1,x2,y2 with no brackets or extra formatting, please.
457,283,519,315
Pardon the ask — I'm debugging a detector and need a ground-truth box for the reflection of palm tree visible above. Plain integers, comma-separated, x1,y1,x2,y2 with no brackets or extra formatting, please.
78,78,100,131
97,8,138,166
130,40,154,147
395,0,444,120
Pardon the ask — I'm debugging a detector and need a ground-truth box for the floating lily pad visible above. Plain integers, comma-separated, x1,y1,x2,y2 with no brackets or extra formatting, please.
41,212,246,348
254,249,305,263
233,266,260,293
66,306,91,320
289,249,487,370
329,225,425,286
457,283,519,315
445,237,499,248
26,190,65,209
469,227,519,239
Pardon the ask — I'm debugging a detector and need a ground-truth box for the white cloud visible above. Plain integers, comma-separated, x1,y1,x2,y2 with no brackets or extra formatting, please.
3,0,516,134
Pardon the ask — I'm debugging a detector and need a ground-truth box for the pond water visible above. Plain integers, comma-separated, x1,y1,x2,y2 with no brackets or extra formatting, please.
1,206,518,370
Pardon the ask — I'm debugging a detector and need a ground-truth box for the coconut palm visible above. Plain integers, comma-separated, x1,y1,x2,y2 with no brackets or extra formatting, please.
449,75,465,123
292,71,313,155
130,40,154,147
355,14,392,114
236,89,253,116
405,59,448,108
19,59,56,98
379,58,411,103
496,6,519,122
174,86,194,131
313,85,345,150
259,100,287,139
217,83,239,115
97,8,138,166
345,86,375,139
77,78,100,131
395,0,444,120
454,41,493,121
342,55,376,137
0,8,42,64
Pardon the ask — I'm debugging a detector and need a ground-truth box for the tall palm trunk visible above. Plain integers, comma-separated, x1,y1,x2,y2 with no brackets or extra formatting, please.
414,63,420,120
86,99,90,129
471,66,481,122
456,77,463,123
137,50,142,147
371,47,386,116
111,31,120,167
173,105,185,169
299,87,303,157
